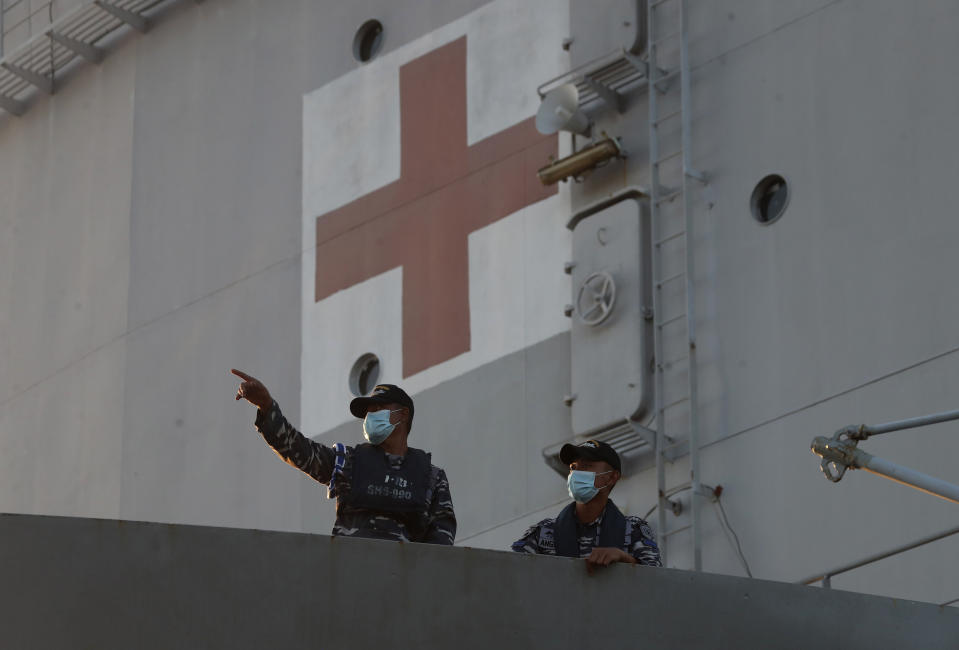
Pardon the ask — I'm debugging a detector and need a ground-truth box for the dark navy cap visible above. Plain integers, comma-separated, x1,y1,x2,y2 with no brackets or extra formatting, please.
349,384,414,425
559,439,621,472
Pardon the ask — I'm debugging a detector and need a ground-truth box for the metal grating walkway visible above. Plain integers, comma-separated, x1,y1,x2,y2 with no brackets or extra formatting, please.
0,0,201,117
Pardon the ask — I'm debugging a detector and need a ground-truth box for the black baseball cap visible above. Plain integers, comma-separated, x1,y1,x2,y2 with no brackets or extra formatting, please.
559,439,621,472
349,384,415,427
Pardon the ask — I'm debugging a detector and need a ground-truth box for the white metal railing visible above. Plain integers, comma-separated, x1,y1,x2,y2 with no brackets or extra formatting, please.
805,408,959,604
798,523,959,606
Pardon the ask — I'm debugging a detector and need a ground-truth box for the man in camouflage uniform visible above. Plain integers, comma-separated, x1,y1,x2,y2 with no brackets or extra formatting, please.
232,369,455,544
512,439,660,573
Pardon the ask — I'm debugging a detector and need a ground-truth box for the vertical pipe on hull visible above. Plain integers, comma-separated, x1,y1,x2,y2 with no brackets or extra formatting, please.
647,0,669,566
679,0,702,572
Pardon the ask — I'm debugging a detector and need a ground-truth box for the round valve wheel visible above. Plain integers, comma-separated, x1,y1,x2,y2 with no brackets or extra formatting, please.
575,271,616,326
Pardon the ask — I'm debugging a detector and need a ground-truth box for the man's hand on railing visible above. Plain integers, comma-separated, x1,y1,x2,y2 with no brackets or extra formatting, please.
585,547,636,575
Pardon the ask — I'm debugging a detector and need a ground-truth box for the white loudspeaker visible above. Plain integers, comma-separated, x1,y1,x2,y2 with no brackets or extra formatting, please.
535,84,591,135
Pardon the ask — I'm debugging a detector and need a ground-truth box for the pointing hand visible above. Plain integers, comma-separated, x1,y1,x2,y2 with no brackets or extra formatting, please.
231,369,273,411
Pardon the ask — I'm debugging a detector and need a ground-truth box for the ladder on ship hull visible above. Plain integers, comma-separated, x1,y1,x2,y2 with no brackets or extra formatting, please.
647,0,707,569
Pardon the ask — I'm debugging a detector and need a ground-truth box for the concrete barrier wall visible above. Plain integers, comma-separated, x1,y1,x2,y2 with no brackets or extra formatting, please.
1,513,956,649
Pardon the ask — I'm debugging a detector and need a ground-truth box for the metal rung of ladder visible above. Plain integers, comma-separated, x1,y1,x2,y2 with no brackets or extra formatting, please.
651,69,681,88
655,271,685,289
655,229,685,246
651,31,680,48
664,524,691,538
663,396,691,410
655,190,682,206
662,353,692,368
651,0,674,8
657,312,687,329
654,149,683,165
653,109,681,127
664,439,690,460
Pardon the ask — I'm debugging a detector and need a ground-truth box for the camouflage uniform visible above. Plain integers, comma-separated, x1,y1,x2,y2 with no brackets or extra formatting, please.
511,504,662,566
255,401,456,544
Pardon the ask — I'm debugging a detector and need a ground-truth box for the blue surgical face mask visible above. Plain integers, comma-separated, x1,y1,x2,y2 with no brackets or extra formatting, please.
363,408,404,445
567,470,613,504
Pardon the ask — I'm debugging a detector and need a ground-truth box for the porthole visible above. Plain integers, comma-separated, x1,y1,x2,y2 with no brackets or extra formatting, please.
353,19,384,63
349,353,381,396
750,174,789,224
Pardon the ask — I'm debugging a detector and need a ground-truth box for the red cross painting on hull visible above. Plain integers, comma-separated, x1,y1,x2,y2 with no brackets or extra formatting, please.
314,37,558,378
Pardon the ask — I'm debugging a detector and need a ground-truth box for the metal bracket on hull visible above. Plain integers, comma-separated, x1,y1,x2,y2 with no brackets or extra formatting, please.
2,62,53,94
0,93,25,116
93,1,149,33
47,31,105,64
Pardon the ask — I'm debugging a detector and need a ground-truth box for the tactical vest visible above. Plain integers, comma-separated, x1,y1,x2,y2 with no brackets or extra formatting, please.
339,443,432,530
553,500,628,558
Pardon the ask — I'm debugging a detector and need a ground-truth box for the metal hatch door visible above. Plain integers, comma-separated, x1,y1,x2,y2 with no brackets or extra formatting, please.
569,197,651,436
569,0,647,67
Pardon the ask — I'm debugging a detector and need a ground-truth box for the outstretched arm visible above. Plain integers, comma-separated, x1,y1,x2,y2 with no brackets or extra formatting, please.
232,369,336,484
